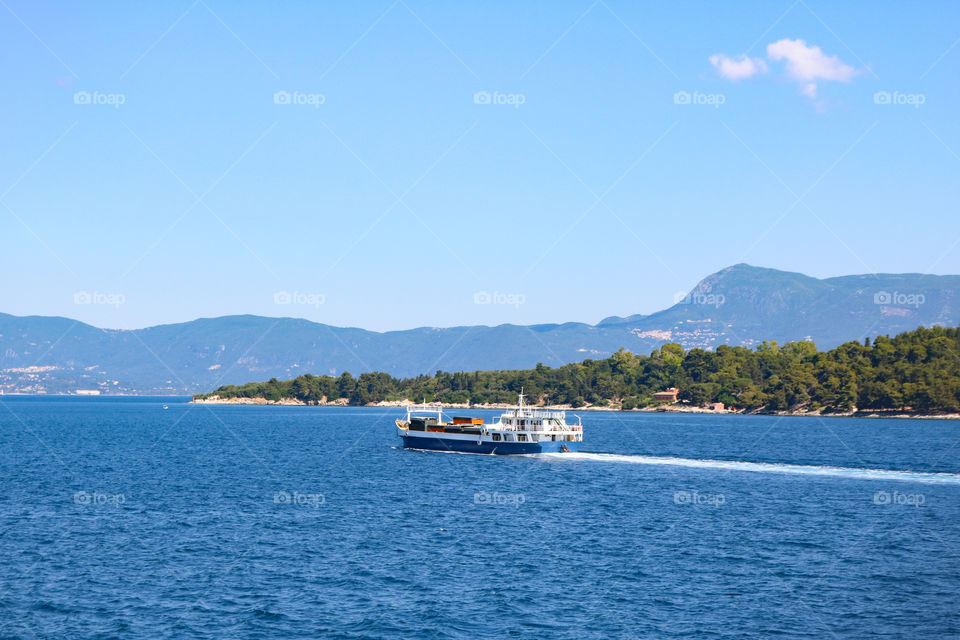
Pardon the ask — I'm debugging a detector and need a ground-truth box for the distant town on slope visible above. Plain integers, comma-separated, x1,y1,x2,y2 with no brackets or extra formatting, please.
194,326,960,417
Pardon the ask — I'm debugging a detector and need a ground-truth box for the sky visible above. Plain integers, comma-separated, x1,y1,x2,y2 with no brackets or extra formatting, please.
2,1,958,331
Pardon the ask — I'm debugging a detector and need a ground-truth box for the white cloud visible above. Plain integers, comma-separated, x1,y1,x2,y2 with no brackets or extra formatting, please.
709,53,768,80
709,39,859,104
766,38,858,98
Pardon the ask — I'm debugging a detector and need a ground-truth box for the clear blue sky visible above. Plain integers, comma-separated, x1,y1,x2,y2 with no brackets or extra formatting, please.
2,1,958,331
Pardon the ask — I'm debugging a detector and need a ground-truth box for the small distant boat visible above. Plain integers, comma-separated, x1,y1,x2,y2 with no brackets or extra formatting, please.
162,405,169,410
396,390,583,455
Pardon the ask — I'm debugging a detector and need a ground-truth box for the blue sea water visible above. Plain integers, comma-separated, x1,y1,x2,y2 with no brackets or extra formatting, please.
1,396,959,639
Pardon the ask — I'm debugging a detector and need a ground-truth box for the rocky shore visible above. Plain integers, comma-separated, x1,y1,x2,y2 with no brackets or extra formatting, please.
189,396,960,419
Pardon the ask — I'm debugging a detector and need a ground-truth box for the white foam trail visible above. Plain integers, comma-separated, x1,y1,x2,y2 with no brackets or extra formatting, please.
539,452,960,485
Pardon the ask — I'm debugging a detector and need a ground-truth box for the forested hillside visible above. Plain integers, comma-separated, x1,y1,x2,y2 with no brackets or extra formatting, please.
196,326,960,414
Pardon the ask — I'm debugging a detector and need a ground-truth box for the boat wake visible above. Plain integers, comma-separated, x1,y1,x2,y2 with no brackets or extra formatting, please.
539,452,960,485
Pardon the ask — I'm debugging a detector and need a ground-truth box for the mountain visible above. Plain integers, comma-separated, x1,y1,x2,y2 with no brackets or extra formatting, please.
601,264,959,347
2,264,958,394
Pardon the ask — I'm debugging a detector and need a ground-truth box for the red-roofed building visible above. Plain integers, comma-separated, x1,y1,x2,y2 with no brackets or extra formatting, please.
653,387,679,402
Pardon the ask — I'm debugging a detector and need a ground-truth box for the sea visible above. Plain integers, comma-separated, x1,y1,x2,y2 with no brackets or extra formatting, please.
1,396,958,639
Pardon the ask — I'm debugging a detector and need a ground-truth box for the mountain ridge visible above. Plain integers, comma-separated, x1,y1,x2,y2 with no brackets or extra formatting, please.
2,264,958,394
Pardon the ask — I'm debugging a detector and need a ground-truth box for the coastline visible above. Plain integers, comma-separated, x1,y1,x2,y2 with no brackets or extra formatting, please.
189,396,960,420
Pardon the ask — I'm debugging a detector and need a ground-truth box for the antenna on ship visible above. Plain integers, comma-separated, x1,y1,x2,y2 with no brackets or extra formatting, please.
518,386,524,409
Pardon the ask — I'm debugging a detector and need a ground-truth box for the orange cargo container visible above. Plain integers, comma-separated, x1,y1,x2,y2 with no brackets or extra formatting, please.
452,417,484,425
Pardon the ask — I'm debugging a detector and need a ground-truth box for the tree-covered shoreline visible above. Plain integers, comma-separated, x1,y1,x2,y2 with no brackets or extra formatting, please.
194,326,960,414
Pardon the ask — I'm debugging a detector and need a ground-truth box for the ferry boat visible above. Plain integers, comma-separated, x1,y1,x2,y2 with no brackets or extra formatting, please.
396,391,583,455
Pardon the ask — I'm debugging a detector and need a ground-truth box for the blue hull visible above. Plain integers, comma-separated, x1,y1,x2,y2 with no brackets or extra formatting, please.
400,435,580,455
